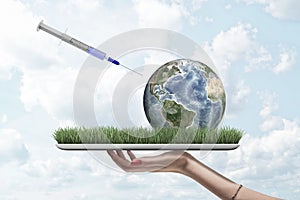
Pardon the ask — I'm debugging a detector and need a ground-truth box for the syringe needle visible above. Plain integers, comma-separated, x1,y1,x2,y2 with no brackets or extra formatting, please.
119,63,143,76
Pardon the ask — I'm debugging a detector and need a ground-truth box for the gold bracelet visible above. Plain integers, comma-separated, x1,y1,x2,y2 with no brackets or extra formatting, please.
232,184,243,200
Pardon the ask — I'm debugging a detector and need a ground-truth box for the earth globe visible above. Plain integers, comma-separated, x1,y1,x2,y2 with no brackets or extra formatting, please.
143,59,226,129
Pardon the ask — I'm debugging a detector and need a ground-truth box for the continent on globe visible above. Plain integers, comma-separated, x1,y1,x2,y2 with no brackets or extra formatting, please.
143,59,226,129
162,100,196,127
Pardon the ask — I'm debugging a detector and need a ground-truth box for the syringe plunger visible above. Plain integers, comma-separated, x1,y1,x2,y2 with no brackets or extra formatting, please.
37,20,90,52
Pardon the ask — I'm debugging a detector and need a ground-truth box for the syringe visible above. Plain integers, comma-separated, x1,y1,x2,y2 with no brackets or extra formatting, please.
37,20,142,75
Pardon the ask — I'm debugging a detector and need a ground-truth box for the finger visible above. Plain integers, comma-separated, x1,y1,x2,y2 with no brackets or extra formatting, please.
116,150,126,159
107,150,116,158
108,150,130,167
107,150,122,164
127,150,136,161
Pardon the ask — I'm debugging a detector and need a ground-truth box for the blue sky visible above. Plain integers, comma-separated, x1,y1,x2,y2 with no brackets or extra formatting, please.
0,0,299,199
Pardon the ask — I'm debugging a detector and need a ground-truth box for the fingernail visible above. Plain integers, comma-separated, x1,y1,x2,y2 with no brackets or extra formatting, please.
131,159,142,165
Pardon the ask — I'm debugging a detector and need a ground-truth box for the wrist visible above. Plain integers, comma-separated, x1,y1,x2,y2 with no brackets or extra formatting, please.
176,152,192,173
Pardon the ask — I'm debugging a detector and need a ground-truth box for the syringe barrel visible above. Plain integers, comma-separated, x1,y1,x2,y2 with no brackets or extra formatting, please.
87,47,106,60
37,20,90,52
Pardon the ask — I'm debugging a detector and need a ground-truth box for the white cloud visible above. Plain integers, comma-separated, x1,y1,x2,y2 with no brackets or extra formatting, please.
228,117,300,179
133,0,184,30
1,114,7,123
108,172,211,199
204,16,214,23
0,50,15,80
272,48,296,74
258,91,292,134
244,46,273,72
231,80,251,105
245,46,296,74
203,23,272,80
0,0,65,71
225,4,232,10
188,0,207,11
242,0,300,21
260,115,284,132
258,91,278,118
20,154,108,189
22,156,91,177
143,50,178,65
0,129,29,165
20,66,78,125
69,0,103,12
204,23,256,70
204,23,297,77
132,0,208,29
225,80,251,118
0,1,36,80
0,153,110,199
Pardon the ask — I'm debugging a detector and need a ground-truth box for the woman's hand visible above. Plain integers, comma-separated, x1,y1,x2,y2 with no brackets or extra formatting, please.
107,150,281,200
107,150,190,173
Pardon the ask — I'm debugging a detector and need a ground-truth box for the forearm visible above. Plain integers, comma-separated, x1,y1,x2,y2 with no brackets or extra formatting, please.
178,155,238,199
178,154,281,200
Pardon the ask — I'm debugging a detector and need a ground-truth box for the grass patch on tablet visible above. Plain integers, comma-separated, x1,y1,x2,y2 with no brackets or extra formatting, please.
53,126,243,144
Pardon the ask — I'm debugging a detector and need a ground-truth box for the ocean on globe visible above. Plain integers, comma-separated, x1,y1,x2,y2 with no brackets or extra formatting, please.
143,59,226,129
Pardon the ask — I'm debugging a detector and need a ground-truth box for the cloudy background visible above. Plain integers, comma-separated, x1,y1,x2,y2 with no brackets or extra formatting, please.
0,0,299,199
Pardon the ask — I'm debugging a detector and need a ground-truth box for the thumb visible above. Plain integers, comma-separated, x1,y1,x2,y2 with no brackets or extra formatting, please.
131,159,142,165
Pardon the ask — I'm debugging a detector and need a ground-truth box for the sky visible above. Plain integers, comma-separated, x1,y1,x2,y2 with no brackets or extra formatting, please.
0,0,300,199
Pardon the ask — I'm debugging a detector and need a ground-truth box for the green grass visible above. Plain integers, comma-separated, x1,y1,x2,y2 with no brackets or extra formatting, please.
53,126,243,144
